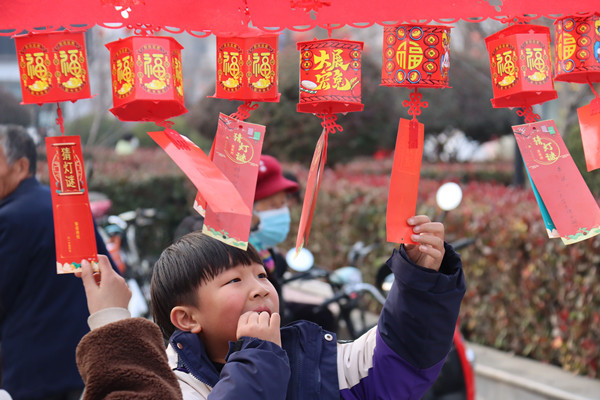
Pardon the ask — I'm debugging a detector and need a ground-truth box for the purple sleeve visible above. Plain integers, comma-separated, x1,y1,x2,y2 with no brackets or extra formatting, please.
340,332,446,400
341,242,466,400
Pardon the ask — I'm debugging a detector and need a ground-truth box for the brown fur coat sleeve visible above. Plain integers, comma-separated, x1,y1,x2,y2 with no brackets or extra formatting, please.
76,318,182,400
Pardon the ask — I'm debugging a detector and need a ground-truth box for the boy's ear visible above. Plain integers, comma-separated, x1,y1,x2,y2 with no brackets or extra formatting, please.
170,306,202,334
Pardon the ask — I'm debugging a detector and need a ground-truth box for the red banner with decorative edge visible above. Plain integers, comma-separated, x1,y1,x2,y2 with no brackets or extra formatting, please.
513,120,600,244
387,119,424,244
148,129,250,218
577,102,600,172
45,136,97,273
295,129,328,254
202,114,265,249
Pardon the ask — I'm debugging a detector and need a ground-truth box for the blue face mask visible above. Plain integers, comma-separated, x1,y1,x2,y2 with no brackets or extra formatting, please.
249,206,291,251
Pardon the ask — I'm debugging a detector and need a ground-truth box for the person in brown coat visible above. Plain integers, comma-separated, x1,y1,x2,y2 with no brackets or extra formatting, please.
75,256,182,400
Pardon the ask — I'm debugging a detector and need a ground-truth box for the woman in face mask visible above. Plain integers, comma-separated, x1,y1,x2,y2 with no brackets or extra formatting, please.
249,155,336,331
249,155,298,274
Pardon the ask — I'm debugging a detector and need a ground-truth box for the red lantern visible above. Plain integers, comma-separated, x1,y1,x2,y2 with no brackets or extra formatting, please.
105,35,186,122
297,38,363,114
14,30,91,105
213,31,280,103
381,24,451,89
485,24,557,108
554,13,600,83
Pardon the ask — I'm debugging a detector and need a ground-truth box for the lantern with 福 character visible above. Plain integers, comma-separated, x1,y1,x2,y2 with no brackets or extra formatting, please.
212,30,280,121
554,13,600,83
14,30,91,105
294,38,363,253
485,24,557,112
381,24,451,89
380,24,451,245
555,13,600,171
105,35,186,122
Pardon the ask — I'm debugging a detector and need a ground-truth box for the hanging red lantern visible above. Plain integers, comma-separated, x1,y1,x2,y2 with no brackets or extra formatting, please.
554,13,600,83
381,24,451,89
212,30,280,121
213,31,280,103
14,30,91,105
380,24,451,245
485,24,557,109
297,38,363,115
294,38,363,253
105,35,186,122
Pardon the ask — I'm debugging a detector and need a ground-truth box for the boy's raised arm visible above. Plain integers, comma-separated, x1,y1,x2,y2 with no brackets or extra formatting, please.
338,215,466,400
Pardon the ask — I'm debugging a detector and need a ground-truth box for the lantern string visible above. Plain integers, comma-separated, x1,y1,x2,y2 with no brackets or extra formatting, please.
402,88,429,120
516,106,541,123
230,101,259,121
55,104,65,135
588,79,600,115
587,78,600,99
315,113,343,133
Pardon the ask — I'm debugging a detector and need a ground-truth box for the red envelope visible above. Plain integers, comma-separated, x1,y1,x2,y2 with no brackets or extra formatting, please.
295,129,328,253
513,120,600,244
202,114,265,249
148,129,250,217
387,119,424,244
577,102,600,172
45,136,98,273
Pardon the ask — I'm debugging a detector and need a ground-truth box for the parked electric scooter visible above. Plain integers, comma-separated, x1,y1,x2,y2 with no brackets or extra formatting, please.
284,243,386,340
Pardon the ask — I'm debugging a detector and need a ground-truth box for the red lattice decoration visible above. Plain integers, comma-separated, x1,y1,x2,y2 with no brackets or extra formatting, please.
315,113,343,133
402,88,429,119
230,101,260,121
516,106,541,123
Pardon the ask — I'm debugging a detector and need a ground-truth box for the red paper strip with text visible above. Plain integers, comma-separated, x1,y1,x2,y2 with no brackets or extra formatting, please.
148,128,250,218
202,114,265,249
513,120,600,244
387,119,424,244
295,129,328,254
45,136,98,273
577,103,600,172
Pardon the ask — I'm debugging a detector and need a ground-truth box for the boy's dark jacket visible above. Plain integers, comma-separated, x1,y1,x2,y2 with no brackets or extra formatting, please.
168,243,466,399
77,243,465,399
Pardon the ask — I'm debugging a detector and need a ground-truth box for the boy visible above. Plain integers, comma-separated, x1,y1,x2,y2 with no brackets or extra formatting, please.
76,215,465,400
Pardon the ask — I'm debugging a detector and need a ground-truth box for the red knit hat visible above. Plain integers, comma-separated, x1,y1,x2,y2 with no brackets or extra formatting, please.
254,155,299,201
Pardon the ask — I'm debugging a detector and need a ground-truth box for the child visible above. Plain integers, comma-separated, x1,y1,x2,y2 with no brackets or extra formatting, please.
76,215,465,400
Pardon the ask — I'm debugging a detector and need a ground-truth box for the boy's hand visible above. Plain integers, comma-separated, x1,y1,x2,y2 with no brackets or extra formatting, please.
76,255,131,314
405,215,445,272
237,311,282,347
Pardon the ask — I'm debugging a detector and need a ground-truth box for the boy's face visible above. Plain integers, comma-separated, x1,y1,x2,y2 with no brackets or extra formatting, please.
191,262,279,360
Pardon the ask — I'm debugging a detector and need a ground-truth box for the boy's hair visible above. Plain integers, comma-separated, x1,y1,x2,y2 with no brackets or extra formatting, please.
151,232,263,341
